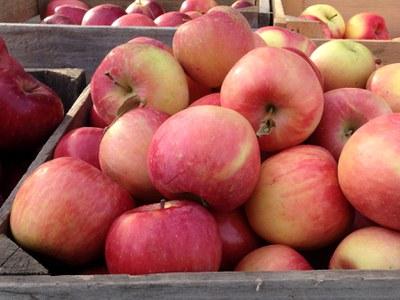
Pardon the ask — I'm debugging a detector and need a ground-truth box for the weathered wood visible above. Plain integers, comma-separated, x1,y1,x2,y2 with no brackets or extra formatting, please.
0,0,38,23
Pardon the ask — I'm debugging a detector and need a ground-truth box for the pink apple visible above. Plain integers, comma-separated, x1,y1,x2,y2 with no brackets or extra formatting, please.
186,75,213,104
89,105,107,128
125,0,153,19
10,157,134,266
91,42,189,124
54,5,88,24
42,14,75,24
345,13,390,40
54,127,104,169
221,47,324,152
148,105,261,212
43,0,89,19
128,36,172,53
173,6,255,88
189,93,220,107
253,32,267,48
185,11,202,19
351,211,376,232
112,13,156,27
231,0,254,9
180,0,217,13
235,245,312,271
99,107,168,201
105,200,222,274
144,0,164,19
310,88,392,160
338,113,400,231
154,12,191,27
82,4,126,26
246,145,354,249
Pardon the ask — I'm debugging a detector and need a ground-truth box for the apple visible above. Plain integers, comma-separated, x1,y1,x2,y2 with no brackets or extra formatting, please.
89,105,107,128
220,47,324,152
338,113,400,231
330,226,400,270
42,14,75,25
235,245,312,271
310,88,392,160
253,32,267,48
105,200,222,274
393,37,400,41
154,12,191,27
81,4,126,26
189,93,220,107
310,40,376,91
10,157,134,266
212,208,261,270
148,105,261,212
126,0,164,19
301,4,345,38
345,13,390,40
112,13,156,27
54,127,104,169
186,75,213,103
367,63,400,112
246,145,354,250
42,0,89,19
128,36,172,53
99,107,168,202
173,6,255,88
255,26,317,56
299,15,332,38
91,42,189,124
143,0,164,19
54,5,88,24
231,0,254,9
351,211,376,232
180,0,217,13
185,11,202,19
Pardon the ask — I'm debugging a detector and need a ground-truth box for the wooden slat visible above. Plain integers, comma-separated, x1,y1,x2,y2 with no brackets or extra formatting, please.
0,0,38,22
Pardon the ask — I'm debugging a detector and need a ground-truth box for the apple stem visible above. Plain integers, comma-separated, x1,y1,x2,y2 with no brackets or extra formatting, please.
328,14,338,21
160,199,166,209
256,106,276,137
345,129,354,138
104,72,129,90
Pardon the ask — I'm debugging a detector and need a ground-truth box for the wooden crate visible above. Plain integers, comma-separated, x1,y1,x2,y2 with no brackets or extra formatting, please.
272,0,400,39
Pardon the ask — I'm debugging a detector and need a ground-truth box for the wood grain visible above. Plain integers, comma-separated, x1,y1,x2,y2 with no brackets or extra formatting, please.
0,0,38,22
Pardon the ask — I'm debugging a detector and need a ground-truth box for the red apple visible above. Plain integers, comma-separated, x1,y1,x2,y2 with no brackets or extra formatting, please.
310,88,392,160
213,208,261,270
91,42,189,124
345,13,390,40
42,14,75,25
154,11,191,27
144,0,164,19
10,157,134,266
112,13,156,27
54,5,88,24
232,0,255,9
105,200,222,274
128,37,172,53
180,0,217,13
148,105,261,212
220,47,324,152
351,211,376,232
186,75,213,103
189,93,220,107
43,0,89,19
235,245,312,271
82,4,126,26
185,11,202,19
90,105,108,128
54,127,104,169
99,107,168,201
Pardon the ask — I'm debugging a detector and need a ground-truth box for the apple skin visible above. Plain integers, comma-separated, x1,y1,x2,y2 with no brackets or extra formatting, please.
345,13,390,40
212,208,261,270
393,37,400,41
105,200,222,275
351,211,376,232
173,6,255,88
301,4,345,38
338,113,400,231
154,11,191,27
246,145,354,250
255,26,317,56
43,0,89,19
99,107,168,202
128,36,172,53
186,75,213,104
310,88,392,160
111,13,156,27
54,5,88,24
148,105,261,212
189,93,220,107
185,11,202,19
89,105,107,128
330,226,400,270
10,157,134,266
144,0,165,19
220,47,324,152
81,4,126,26
231,0,254,9
125,1,153,19
54,127,104,169
42,14,75,24
180,0,217,13
367,63,400,112
91,42,189,124
310,40,376,91
235,245,312,271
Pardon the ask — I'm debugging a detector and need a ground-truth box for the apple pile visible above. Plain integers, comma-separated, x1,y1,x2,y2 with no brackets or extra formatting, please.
9,5,400,274
42,0,256,27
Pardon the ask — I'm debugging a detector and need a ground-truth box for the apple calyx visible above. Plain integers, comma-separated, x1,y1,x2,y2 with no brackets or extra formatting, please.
344,128,354,138
257,106,276,137
160,199,166,209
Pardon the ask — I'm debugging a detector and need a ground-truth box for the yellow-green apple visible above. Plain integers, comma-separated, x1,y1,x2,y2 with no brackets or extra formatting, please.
246,145,354,249
111,13,156,26
99,107,168,202
330,226,400,270
105,200,222,274
301,4,345,38
212,208,261,270
232,0,254,9
235,245,312,271
338,113,400,230
173,6,255,88
128,36,172,53
367,63,400,112
91,42,189,124
345,13,390,40
255,26,317,56
10,157,134,266
189,93,220,107
54,127,104,169
54,5,88,24
180,0,216,13
310,40,376,91
90,105,107,128
42,14,75,24
82,4,126,26
126,0,164,19
148,105,261,212
310,88,392,160
154,11,191,27
43,0,89,19
221,47,324,152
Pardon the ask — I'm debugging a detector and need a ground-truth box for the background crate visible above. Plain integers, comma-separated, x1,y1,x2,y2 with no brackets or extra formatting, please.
272,0,400,39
